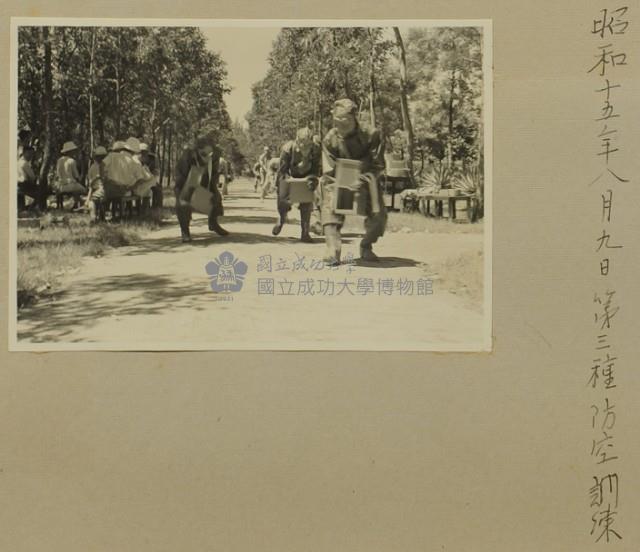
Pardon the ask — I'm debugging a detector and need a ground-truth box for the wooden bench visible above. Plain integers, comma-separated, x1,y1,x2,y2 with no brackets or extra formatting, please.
109,195,151,220
418,192,479,222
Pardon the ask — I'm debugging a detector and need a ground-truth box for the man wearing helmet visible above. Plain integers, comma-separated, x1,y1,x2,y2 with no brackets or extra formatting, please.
320,99,387,265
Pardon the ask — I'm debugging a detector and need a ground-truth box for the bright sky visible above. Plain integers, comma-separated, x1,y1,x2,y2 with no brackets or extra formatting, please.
201,27,281,127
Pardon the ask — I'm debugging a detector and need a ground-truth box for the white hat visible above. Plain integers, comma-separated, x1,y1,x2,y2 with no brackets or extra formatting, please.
61,141,79,154
124,137,141,154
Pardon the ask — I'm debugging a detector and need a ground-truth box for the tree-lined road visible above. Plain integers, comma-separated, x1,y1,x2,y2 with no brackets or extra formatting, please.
17,178,487,351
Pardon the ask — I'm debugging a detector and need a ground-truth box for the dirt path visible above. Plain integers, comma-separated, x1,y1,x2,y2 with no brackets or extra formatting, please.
17,178,488,350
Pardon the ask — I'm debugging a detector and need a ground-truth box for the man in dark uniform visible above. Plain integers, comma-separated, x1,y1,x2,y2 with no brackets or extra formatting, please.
272,127,321,243
174,134,229,243
320,99,387,264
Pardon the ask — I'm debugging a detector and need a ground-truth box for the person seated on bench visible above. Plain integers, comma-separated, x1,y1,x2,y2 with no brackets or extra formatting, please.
125,137,155,213
85,146,108,222
17,145,39,212
140,142,162,209
54,141,85,210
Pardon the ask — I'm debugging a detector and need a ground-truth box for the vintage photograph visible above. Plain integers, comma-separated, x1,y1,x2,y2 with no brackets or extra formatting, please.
10,19,492,351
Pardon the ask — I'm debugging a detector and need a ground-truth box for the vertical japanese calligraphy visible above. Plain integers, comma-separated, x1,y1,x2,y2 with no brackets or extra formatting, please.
586,5,630,544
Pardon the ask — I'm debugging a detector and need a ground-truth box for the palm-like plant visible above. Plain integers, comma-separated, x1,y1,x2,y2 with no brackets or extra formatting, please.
420,163,454,191
453,165,483,197
453,165,484,218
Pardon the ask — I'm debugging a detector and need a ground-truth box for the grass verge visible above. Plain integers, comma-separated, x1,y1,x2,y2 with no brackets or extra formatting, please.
385,211,483,234
17,213,162,308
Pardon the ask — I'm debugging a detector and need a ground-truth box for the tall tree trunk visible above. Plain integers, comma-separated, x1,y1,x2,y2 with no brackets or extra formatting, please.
447,69,456,167
149,98,157,143
343,68,352,100
114,32,122,138
88,28,96,154
393,27,415,179
159,124,167,187
78,118,87,183
167,125,173,187
367,28,377,127
368,78,376,127
98,114,105,146
38,26,54,210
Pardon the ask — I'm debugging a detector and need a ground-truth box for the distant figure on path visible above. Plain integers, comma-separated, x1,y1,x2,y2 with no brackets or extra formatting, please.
257,146,270,192
218,155,232,197
260,156,280,200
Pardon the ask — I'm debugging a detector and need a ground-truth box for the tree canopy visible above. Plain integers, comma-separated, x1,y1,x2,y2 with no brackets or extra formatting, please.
18,25,486,187
245,26,485,174
18,26,243,185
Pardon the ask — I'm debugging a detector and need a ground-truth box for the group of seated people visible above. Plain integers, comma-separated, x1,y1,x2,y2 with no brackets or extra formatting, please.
18,130,237,225
17,134,160,221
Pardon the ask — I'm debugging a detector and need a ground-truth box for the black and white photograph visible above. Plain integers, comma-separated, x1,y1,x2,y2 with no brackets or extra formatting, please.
10,19,492,351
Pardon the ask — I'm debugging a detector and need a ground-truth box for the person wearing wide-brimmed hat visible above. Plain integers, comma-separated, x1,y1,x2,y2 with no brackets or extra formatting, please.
85,146,108,221
124,137,155,203
319,98,387,265
123,136,142,156
54,141,85,209
102,137,156,218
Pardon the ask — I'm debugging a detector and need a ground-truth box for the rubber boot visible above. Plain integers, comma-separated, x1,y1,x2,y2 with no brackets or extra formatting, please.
177,203,192,242
272,209,286,236
360,244,380,262
179,221,192,243
179,219,192,242
300,221,313,243
208,214,229,236
300,203,313,243
323,224,341,266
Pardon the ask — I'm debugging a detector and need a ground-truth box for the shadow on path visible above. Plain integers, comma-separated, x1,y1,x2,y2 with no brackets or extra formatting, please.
18,272,214,342
219,214,278,225
120,231,356,257
355,256,424,269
